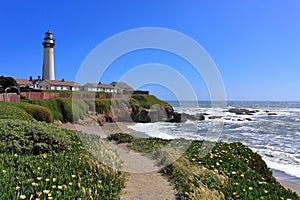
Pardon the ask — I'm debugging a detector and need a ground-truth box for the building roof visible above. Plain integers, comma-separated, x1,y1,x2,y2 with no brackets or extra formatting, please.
111,82,133,90
43,80,80,87
15,78,33,85
85,82,115,89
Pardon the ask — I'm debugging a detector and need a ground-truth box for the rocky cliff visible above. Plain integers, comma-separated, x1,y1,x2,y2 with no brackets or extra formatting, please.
96,94,175,125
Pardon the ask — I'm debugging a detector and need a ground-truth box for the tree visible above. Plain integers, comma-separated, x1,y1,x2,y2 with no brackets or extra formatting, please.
0,76,19,94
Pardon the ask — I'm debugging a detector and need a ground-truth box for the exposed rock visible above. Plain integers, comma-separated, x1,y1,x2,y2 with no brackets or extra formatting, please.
167,112,182,123
198,115,205,121
208,116,223,119
245,118,252,121
267,112,277,116
228,108,257,115
133,109,151,123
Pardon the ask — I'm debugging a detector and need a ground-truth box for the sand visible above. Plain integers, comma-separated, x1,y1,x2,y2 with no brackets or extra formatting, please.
278,180,300,197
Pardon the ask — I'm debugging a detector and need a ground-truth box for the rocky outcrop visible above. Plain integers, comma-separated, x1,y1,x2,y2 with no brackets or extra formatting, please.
228,108,257,115
131,104,171,123
166,112,206,123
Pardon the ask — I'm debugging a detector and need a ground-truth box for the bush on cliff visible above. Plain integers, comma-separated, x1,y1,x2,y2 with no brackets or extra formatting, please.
12,103,53,123
0,102,34,121
25,98,89,123
0,119,125,199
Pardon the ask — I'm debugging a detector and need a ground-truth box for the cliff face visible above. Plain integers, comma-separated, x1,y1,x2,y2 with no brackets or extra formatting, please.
97,95,174,124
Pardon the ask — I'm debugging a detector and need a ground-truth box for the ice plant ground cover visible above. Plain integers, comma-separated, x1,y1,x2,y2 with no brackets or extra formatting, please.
108,133,299,200
0,119,125,199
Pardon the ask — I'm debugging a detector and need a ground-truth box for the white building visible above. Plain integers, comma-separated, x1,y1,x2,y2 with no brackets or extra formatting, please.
83,83,117,93
15,78,34,88
38,79,80,91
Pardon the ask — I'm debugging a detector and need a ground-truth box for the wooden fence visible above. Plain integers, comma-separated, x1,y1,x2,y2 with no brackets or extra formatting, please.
0,93,20,102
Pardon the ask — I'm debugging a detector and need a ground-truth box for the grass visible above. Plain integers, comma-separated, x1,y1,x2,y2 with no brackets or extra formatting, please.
108,133,299,200
21,94,172,123
0,102,53,122
0,119,125,199
0,102,34,121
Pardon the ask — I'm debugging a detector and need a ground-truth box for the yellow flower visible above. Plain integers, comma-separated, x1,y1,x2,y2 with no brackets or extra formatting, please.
264,190,268,194
15,186,21,190
52,178,57,182
32,182,39,187
14,153,18,157
249,187,253,191
20,195,26,199
68,182,73,186
233,192,237,195
52,185,56,189
58,185,63,190
43,154,47,159
37,177,42,181
2,170,6,173
71,175,76,178
45,178,50,182
48,197,53,200
240,174,244,177
37,167,41,170
231,171,237,175
48,193,52,197
243,188,246,192
43,190,50,194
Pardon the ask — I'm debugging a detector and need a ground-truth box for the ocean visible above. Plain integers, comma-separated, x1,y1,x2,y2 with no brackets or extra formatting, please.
128,101,300,184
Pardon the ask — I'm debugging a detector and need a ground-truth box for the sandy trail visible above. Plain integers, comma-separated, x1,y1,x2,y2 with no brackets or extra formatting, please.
61,122,177,199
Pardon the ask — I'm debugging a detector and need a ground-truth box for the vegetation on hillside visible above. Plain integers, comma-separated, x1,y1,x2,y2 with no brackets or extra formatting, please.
108,133,299,200
22,94,172,123
0,119,125,199
0,103,34,121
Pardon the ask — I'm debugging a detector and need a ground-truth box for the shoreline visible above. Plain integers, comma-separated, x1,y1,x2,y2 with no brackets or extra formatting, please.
60,121,300,197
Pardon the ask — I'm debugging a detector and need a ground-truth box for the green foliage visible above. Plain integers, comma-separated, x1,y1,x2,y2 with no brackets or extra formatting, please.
12,103,53,123
0,103,34,121
0,119,75,154
25,98,89,123
130,94,169,109
95,98,111,113
0,119,125,199
108,133,299,200
107,133,134,144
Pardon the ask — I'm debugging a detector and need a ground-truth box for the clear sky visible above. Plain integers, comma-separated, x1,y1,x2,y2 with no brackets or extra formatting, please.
0,0,299,101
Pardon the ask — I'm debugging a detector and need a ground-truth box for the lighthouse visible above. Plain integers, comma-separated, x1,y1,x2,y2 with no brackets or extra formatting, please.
42,30,55,80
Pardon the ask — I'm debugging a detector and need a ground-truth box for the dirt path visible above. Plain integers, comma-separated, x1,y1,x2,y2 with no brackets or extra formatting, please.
60,122,177,199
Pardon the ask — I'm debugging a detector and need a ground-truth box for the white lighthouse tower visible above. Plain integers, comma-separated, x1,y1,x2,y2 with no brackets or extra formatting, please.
42,30,55,80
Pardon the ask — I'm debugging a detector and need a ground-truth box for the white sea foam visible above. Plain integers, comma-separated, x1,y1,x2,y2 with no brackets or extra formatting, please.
129,101,300,180
264,159,300,179
128,123,176,139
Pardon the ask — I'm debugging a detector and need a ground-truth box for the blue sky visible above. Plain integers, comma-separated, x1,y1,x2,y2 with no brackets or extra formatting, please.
0,0,299,101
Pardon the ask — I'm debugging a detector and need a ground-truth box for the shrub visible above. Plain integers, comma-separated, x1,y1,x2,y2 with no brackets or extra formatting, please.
0,103,34,121
0,119,125,199
25,98,89,123
13,103,53,123
0,119,75,154
107,133,134,143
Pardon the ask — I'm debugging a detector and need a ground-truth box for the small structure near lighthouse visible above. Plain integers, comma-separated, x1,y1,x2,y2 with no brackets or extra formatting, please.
42,30,55,80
